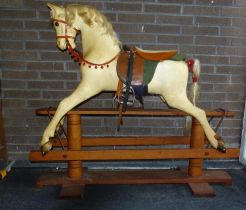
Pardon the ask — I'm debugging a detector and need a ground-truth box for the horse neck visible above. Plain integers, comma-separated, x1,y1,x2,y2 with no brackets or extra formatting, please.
80,25,120,63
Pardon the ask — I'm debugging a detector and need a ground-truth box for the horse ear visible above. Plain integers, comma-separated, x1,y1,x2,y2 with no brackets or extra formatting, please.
47,3,57,11
47,3,64,17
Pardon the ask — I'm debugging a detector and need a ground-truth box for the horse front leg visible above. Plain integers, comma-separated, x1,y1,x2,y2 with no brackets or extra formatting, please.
40,84,100,154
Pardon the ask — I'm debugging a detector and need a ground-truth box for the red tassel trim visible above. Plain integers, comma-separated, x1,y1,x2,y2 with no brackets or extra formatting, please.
186,59,198,83
185,59,195,72
67,43,119,69
192,76,198,83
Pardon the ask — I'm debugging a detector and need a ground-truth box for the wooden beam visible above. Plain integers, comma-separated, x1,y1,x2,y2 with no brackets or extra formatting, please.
36,169,232,187
29,148,240,161
52,136,190,147
59,184,85,199
36,108,234,117
188,183,216,197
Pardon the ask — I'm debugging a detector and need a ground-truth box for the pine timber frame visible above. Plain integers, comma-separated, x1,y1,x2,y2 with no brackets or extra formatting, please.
29,108,239,198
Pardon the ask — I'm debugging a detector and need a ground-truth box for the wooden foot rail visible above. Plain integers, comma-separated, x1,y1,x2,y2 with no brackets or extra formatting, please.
30,148,239,161
30,108,239,198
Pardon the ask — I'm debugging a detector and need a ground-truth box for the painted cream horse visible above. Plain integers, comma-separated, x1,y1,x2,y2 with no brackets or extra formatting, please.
41,3,226,154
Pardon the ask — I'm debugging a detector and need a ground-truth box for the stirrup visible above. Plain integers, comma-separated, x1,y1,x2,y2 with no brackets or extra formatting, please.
113,85,136,107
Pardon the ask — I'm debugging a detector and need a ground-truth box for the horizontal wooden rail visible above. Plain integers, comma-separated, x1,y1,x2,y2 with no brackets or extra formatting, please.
36,169,232,186
36,108,234,117
30,148,239,161
52,136,190,147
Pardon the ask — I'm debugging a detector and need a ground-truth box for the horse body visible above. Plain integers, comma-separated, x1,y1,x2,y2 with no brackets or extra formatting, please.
41,3,225,153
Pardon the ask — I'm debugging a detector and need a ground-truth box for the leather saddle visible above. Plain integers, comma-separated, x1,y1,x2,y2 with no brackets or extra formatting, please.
115,45,177,130
117,46,177,86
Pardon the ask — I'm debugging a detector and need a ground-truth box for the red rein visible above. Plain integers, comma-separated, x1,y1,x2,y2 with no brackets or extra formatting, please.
67,43,119,69
67,44,83,64
68,47,198,83
68,44,198,82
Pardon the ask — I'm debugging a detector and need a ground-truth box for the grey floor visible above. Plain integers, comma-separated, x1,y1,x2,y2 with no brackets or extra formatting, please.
0,167,246,210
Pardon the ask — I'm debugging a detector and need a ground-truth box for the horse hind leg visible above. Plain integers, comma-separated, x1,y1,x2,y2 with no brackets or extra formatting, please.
162,94,226,153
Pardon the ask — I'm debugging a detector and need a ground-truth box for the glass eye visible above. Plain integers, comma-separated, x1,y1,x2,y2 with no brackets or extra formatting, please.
54,22,59,27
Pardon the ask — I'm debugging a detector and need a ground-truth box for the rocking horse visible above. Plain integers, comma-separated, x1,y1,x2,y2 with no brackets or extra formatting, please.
41,3,226,154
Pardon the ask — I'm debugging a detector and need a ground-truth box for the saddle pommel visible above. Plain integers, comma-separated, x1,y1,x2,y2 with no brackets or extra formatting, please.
135,47,177,61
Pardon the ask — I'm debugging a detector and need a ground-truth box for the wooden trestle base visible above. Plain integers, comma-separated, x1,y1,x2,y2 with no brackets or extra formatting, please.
29,108,240,199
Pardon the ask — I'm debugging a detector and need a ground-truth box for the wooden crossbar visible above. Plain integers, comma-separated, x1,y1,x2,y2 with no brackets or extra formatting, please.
29,148,239,161
51,136,190,147
36,108,234,117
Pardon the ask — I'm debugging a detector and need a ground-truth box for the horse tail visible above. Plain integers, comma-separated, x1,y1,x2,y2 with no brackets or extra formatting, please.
185,58,201,105
184,58,201,136
189,59,200,105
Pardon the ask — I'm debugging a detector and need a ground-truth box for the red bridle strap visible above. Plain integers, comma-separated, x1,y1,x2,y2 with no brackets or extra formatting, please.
52,18,119,69
52,18,79,40
56,35,76,39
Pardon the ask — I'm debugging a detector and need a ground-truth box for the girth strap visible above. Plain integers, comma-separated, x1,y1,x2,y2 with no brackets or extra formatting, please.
122,45,135,112
116,80,123,131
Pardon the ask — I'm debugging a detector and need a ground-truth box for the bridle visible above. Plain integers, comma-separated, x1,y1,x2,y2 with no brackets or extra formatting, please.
52,18,84,63
52,18,120,68
52,18,80,50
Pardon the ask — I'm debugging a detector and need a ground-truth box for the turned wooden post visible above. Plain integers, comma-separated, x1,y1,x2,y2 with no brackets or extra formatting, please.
188,117,205,177
67,114,82,179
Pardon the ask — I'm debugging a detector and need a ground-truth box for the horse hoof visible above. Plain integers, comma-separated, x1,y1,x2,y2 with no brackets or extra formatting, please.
214,134,226,153
217,144,226,153
40,142,53,156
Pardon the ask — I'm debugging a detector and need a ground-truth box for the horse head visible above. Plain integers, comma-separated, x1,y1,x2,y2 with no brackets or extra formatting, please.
47,3,79,50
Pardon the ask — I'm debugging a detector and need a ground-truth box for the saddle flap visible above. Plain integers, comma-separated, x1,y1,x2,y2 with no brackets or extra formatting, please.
116,51,144,86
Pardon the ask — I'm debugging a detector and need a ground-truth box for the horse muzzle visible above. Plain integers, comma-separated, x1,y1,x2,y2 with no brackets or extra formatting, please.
56,39,76,51
56,39,67,50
